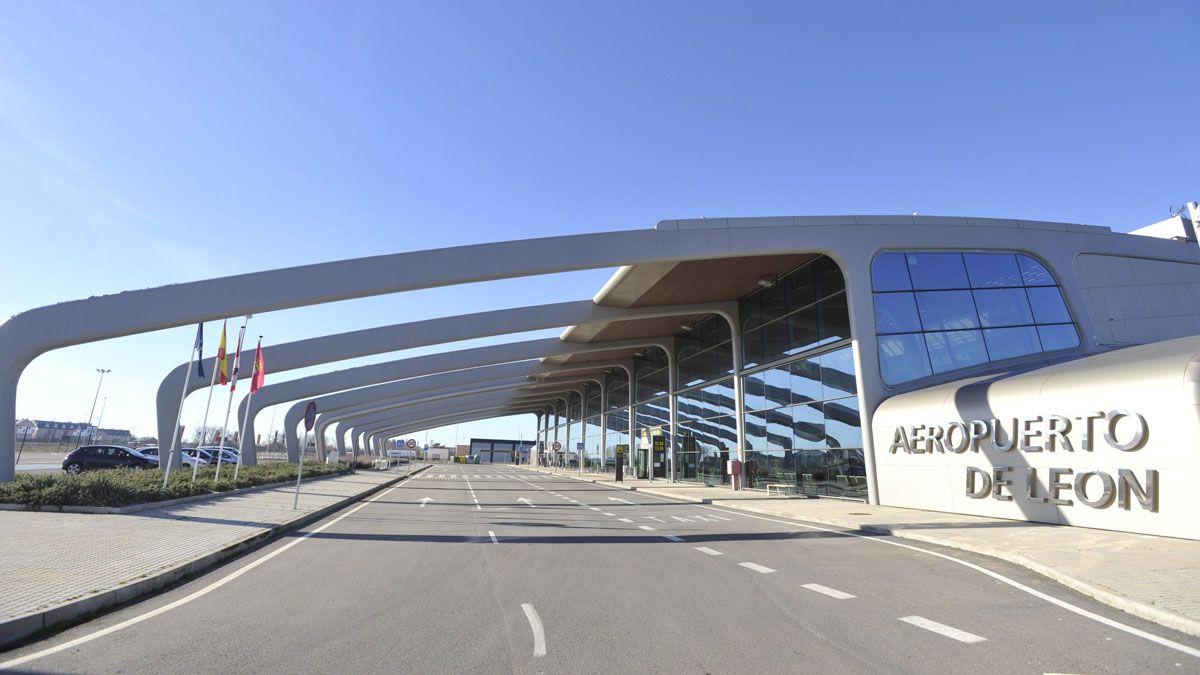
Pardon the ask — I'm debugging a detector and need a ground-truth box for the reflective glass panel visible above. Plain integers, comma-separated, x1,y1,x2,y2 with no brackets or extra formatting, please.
815,257,845,298
875,292,921,334
820,347,857,399
786,264,816,308
1037,324,1080,351
824,398,862,449
924,330,989,374
973,289,1034,327
789,357,822,404
905,253,969,290
964,253,1022,288
983,326,1042,361
879,334,932,385
819,292,850,342
871,253,912,291
787,304,821,354
763,318,790,364
791,403,825,450
1026,286,1071,324
915,290,978,330
1018,255,1055,286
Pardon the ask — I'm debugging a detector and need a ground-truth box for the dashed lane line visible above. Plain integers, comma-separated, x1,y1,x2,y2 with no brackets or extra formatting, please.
899,615,986,644
489,531,499,544
738,562,777,574
695,547,724,556
802,583,856,600
638,525,656,531
662,535,685,542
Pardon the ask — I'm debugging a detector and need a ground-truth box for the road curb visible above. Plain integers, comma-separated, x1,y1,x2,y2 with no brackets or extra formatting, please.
530,468,1200,638
0,464,431,649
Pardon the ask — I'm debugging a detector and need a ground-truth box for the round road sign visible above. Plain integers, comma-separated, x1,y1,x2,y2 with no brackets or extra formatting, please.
552,441,562,451
406,438,417,449
303,401,317,432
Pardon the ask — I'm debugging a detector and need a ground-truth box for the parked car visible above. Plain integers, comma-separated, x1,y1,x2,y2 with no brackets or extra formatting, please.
138,446,208,468
62,445,158,474
198,446,239,465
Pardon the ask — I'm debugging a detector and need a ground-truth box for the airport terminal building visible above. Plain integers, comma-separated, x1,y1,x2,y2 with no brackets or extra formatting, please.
5,204,1200,542
536,204,1200,541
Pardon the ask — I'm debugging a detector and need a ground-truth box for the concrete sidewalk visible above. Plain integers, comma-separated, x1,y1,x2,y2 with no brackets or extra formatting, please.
531,466,1200,638
0,464,429,647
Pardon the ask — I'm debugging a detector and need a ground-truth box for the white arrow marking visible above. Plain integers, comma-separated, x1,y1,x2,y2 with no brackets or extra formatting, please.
518,498,536,508
418,497,433,508
608,497,634,504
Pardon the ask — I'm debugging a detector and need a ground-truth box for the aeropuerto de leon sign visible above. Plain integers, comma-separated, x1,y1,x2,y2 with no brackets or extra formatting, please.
889,410,1157,512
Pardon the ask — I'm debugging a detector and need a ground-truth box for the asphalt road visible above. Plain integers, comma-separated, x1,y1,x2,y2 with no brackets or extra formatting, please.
3,464,1199,674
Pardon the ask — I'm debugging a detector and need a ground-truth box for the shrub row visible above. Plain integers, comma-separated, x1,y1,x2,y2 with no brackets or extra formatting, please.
0,462,353,509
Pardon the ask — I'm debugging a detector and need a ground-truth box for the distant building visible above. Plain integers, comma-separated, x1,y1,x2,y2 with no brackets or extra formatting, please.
13,420,134,444
468,438,535,464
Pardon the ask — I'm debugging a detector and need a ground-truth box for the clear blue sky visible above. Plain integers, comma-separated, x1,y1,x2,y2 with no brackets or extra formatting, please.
1,1,1196,445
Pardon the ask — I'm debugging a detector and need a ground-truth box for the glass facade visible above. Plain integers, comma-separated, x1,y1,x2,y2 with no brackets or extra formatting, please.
872,252,1079,386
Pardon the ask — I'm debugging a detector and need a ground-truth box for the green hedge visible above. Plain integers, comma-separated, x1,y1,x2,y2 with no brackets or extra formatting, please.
0,462,353,509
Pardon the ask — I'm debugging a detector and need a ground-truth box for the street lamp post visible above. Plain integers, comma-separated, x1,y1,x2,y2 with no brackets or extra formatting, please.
84,369,110,446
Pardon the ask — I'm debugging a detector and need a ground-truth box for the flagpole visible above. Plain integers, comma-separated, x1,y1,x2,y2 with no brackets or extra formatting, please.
162,329,199,491
233,387,255,481
234,335,264,481
214,318,250,481
192,322,224,484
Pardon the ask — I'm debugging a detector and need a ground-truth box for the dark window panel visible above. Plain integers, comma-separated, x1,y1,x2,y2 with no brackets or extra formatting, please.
763,318,791,364
871,253,912,292
982,326,1042,361
915,290,978,331
964,253,1022,288
815,256,846,298
878,334,932,385
819,292,851,342
1026,286,1072,324
785,262,817,309
924,330,989,374
787,304,822,355
874,292,921,334
974,288,1034,327
1037,324,1080,351
905,252,968,290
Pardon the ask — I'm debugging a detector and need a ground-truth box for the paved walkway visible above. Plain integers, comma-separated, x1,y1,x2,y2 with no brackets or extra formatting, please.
532,466,1200,637
0,465,427,646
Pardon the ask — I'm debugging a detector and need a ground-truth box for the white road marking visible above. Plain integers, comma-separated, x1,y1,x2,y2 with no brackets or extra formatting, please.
802,583,856,600
0,481,408,671
644,516,663,523
708,515,732,521
589,507,601,511
638,525,656,531
694,546,723,556
522,603,546,657
608,497,634,504
489,531,499,544
900,615,986,644
602,512,615,517
738,562,776,574
662,535,685,542
618,518,633,523
418,497,433,507
671,516,693,523
697,505,1200,660
518,498,536,508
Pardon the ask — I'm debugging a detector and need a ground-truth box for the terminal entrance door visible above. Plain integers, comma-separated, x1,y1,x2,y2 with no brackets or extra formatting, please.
652,436,667,479
675,435,698,482
636,447,649,480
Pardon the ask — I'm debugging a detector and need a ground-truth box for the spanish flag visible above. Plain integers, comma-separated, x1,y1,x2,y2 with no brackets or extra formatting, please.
216,321,229,385
250,337,266,394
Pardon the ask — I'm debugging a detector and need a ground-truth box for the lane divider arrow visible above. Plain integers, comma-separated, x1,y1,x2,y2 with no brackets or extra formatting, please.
418,497,434,508
518,497,536,508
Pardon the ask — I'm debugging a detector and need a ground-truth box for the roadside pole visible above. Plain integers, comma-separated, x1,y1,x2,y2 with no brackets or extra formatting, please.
214,318,250,481
294,401,317,510
192,324,224,485
162,330,199,491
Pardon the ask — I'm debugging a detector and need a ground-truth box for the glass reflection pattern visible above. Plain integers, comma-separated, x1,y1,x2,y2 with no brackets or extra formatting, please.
741,256,849,369
739,345,865,499
872,252,1079,386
